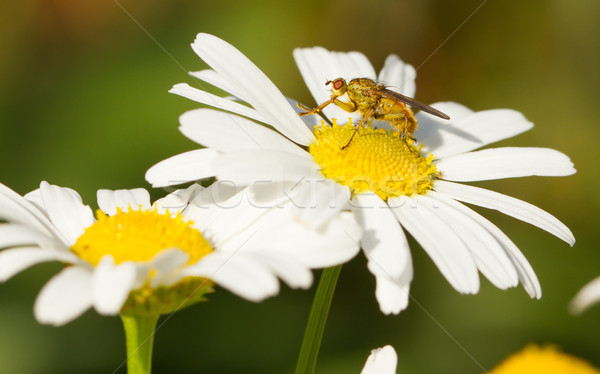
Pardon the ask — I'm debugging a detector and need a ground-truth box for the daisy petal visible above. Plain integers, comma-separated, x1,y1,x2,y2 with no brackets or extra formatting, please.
416,106,534,158
423,192,519,289
34,266,93,326
377,54,416,97
145,148,220,188
179,109,309,158
97,188,151,215
154,184,205,214
213,149,320,184
0,247,71,282
361,345,398,374
170,83,268,124
390,195,479,294
183,252,279,302
189,69,248,101
237,210,361,269
434,180,575,246
249,251,313,289
92,256,138,315
40,182,94,246
436,147,576,181
433,191,540,298
191,33,315,146
0,223,54,249
290,178,351,230
0,183,55,237
375,274,411,315
149,249,190,287
352,193,412,314
185,188,271,248
293,46,376,121
570,276,600,314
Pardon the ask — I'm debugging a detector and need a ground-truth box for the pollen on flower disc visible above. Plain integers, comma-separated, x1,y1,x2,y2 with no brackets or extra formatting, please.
71,208,213,266
309,120,439,200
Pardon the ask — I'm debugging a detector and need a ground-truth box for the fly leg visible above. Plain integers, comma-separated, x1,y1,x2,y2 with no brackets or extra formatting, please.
297,98,335,116
341,108,376,149
297,96,357,117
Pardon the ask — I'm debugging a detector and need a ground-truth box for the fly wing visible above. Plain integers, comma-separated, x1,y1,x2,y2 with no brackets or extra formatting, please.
364,89,450,120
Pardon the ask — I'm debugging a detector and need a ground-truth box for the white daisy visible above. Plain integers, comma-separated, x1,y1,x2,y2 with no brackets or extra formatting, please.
0,181,360,325
146,33,576,315
361,345,397,374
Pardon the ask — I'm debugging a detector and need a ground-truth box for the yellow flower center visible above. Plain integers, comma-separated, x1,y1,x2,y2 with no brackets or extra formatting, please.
309,120,439,200
489,345,600,374
71,208,213,266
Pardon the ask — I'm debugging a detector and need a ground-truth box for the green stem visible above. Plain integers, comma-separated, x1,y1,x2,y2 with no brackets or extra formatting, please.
121,314,159,374
295,265,342,374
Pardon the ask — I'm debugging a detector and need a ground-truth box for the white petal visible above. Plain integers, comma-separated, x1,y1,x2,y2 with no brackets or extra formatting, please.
191,33,315,146
145,148,219,188
390,195,479,294
183,252,279,302
269,210,361,268
0,247,72,282
289,178,351,230
170,83,269,124
40,182,94,246
97,188,151,215
434,180,575,246
92,256,138,315
375,274,411,316
248,251,313,289
149,249,190,287
213,149,320,185
0,183,56,237
361,345,398,374
34,266,93,326
179,109,309,158
154,184,205,214
436,147,576,181
293,46,376,122
570,276,600,314
377,54,416,97
415,106,534,158
432,190,541,298
187,181,242,208
422,192,519,289
0,223,54,249
185,187,271,248
352,193,412,314
218,201,361,269
189,69,248,101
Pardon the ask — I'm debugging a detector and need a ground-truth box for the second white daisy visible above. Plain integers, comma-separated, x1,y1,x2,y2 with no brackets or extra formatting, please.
0,181,360,325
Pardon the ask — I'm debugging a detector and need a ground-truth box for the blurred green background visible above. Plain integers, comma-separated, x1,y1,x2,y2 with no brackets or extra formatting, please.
1,0,599,373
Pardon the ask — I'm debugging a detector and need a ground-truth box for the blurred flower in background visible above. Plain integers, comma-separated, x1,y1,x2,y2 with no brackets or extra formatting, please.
570,274,600,314
361,345,397,374
488,345,600,374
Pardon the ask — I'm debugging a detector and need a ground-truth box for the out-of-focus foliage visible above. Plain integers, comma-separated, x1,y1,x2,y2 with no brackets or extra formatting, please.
0,1,598,373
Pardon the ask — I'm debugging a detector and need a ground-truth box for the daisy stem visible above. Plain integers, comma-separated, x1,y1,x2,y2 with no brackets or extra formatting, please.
121,313,159,374
295,265,342,374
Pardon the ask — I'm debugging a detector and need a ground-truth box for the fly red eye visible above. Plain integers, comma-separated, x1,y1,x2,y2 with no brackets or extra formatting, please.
333,79,344,90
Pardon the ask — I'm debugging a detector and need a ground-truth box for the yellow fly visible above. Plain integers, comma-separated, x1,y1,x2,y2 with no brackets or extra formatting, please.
298,77,450,148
